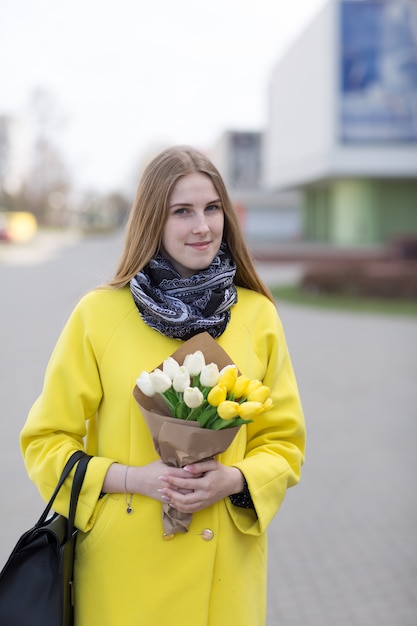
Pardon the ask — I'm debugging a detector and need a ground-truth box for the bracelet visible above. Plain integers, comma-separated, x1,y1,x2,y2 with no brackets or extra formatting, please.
124,465,133,514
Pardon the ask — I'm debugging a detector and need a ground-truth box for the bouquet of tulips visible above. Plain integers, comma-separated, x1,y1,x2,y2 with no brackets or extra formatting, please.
133,332,273,536
136,349,273,430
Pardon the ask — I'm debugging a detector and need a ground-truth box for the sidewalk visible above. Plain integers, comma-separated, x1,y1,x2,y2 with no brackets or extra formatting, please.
264,302,417,626
1,230,416,625
0,229,82,267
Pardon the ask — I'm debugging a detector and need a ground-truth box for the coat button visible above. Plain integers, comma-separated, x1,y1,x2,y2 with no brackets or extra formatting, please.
201,528,214,541
163,533,175,541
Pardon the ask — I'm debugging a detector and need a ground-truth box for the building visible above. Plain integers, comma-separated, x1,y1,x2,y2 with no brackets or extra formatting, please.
209,130,303,242
264,0,417,246
0,115,30,198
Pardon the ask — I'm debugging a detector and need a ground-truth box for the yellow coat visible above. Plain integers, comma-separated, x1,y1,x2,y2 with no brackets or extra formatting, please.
20,286,305,626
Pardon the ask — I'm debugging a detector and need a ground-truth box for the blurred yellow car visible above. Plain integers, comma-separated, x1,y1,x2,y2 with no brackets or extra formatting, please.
0,211,37,243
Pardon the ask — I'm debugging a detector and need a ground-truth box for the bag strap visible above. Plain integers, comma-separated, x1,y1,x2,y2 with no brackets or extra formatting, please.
66,453,91,540
35,450,90,528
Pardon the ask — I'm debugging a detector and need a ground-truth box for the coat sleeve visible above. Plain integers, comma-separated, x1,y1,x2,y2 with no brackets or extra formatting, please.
20,295,116,532
226,300,306,536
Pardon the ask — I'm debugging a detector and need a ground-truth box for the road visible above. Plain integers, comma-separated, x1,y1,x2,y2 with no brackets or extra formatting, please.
1,230,416,625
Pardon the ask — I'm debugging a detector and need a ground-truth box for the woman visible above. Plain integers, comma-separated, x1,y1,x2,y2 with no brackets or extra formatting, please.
20,145,305,626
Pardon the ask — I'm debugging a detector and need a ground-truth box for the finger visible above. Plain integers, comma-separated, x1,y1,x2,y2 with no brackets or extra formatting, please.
160,467,201,480
157,489,171,503
184,460,218,474
163,486,202,509
159,475,200,492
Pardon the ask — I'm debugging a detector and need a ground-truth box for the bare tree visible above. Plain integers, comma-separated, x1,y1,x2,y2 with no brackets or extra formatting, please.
26,87,72,224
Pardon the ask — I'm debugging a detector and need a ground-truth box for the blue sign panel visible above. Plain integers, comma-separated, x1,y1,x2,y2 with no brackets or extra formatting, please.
340,0,417,142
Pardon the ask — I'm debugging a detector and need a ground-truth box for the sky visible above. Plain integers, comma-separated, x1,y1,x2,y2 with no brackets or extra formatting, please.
1,0,328,193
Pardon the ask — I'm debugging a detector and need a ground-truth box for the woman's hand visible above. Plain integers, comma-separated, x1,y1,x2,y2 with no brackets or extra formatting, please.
102,460,198,501
133,460,197,500
102,460,244,512
157,460,244,514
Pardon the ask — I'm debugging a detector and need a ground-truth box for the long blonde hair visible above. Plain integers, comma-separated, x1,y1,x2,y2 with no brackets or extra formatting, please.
108,145,273,301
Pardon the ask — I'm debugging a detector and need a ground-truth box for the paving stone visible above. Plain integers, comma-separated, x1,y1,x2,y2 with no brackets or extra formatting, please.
1,232,416,625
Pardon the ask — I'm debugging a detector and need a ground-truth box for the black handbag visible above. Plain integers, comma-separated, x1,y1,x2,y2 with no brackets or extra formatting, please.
0,450,91,626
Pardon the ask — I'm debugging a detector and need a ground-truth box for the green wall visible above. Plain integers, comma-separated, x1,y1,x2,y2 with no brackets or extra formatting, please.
303,178,417,245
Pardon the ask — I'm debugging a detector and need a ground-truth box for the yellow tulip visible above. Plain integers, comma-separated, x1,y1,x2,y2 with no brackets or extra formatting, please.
218,365,238,391
262,398,274,412
232,375,250,399
207,384,227,406
239,401,264,419
217,401,240,420
248,385,270,403
246,379,262,394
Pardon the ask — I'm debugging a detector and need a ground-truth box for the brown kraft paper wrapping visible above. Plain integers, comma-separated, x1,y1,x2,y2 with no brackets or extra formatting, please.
133,332,241,536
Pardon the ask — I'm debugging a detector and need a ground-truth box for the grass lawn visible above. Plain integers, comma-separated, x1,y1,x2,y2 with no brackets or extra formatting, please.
271,284,417,317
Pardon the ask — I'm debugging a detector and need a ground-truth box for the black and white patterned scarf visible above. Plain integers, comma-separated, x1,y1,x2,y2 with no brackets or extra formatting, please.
129,243,238,340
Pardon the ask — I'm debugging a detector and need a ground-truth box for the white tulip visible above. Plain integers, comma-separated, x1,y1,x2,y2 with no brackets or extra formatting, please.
149,368,172,393
136,371,156,397
163,356,180,380
183,386,204,409
200,363,219,387
183,350,205,376
173,366,190,392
